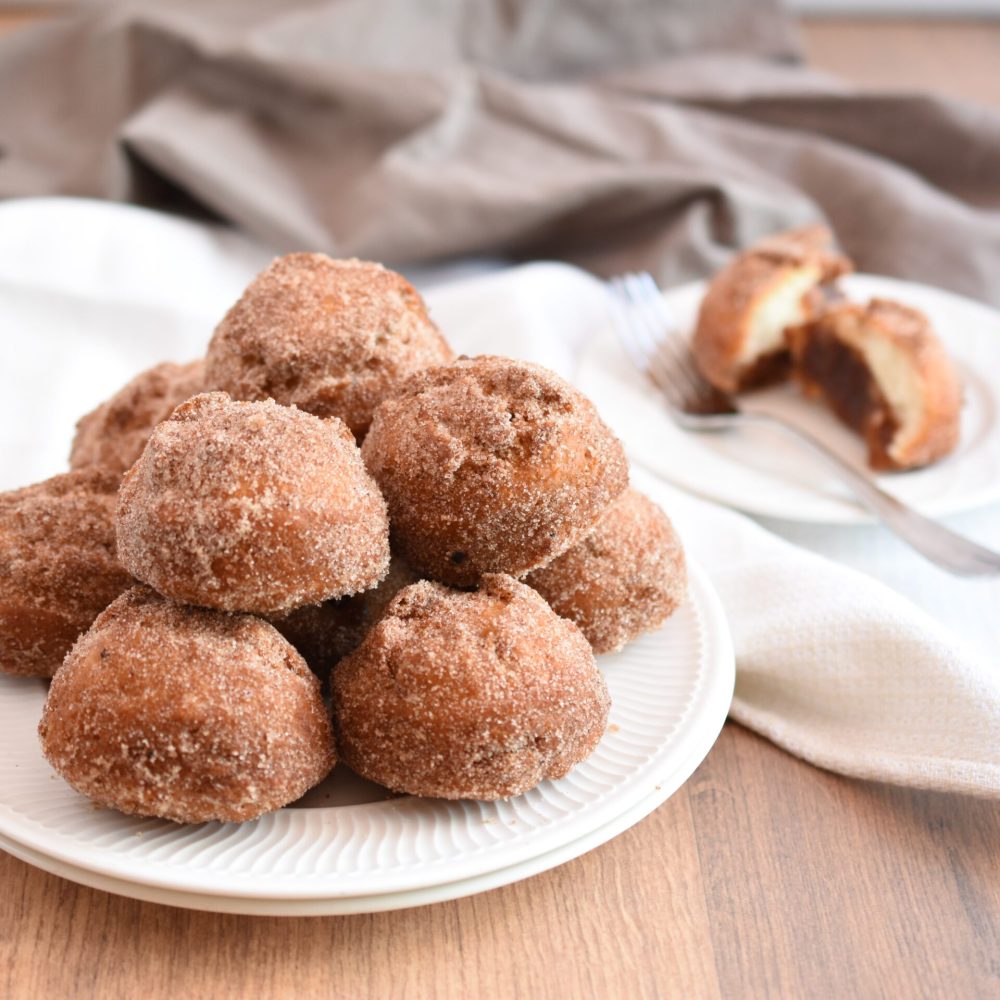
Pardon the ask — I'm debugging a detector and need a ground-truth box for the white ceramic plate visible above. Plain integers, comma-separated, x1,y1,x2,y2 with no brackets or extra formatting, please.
578,274,1000,525
0,592,728,918
0,559,733,906
0,768,689,915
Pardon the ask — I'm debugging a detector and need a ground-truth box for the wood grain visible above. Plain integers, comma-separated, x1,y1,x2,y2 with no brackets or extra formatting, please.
690,725,1000,998
0,7,51,38
0,752,720,1000
801,18,1000,108
3,725,999,1000
2,10,1000,1000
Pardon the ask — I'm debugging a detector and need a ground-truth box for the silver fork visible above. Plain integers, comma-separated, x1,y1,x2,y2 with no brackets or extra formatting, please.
609,271,1000,576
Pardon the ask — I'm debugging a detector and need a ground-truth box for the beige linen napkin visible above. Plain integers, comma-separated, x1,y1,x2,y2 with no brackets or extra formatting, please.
2,1,1000,306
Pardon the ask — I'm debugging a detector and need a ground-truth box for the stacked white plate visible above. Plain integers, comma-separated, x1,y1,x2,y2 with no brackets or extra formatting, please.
0,555,732,914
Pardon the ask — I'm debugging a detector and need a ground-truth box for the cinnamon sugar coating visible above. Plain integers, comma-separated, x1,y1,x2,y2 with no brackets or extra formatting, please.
38,587,335,824
332,575,610,801
361,356,629,586
268,555,420,679
204,254,454,439
693,225,853,393
0,468,133,677
787,298,962,470
70,360,205,475
526,489,687,654
116,392,390,614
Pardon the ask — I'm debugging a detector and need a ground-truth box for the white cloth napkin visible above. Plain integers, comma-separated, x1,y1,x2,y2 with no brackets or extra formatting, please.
645,474,1000,795
2,198,998,797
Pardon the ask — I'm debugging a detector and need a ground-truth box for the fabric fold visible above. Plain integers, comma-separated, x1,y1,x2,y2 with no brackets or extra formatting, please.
637,472,1000,797
2,1,1000,304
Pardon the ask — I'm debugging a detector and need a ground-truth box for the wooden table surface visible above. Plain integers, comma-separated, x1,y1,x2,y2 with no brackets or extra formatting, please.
2,13,1000,1000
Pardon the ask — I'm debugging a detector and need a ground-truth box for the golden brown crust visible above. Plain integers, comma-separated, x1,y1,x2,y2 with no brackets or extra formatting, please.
0,468,133,678
751,225,845,262
692,225,853,393
267,555,420,679
526,489,687,654
204,254,454,439
787,298,962,470
332,575,610,800
361,356,629,586
38,587,335,823
70,361,205,475
116,392,390,614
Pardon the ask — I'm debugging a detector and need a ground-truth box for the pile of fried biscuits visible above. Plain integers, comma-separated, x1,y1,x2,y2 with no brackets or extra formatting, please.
1,253,689,823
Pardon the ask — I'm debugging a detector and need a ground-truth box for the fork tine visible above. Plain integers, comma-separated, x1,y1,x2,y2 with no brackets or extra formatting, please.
613,274,695,409
608,290,681,410
625,272,724,407
619,273,709,404
633,274,709,388
607,277,686,410
630,316,691,404
629,274,711,394
607,277,654,375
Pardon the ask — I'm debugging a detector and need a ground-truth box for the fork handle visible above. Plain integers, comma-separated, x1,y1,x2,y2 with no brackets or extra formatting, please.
736,411,1000,576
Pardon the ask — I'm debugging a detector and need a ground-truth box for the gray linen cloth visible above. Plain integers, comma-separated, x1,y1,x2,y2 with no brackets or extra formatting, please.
1,0,999,303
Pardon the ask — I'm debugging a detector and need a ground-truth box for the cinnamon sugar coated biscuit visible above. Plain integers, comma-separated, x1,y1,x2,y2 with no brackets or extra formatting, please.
333,575,610,800
204,254,454,438
268,555,420,677
70,360,205,475
39,587,335,823
526,488,687,654
693,225,852,393
361,356,629,586
0,468,133,677
787,298,962,470
116,392,390,614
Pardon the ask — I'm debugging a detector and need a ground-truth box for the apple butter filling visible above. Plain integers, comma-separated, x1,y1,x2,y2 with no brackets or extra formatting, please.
738,349,792,390
792,324,899,469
